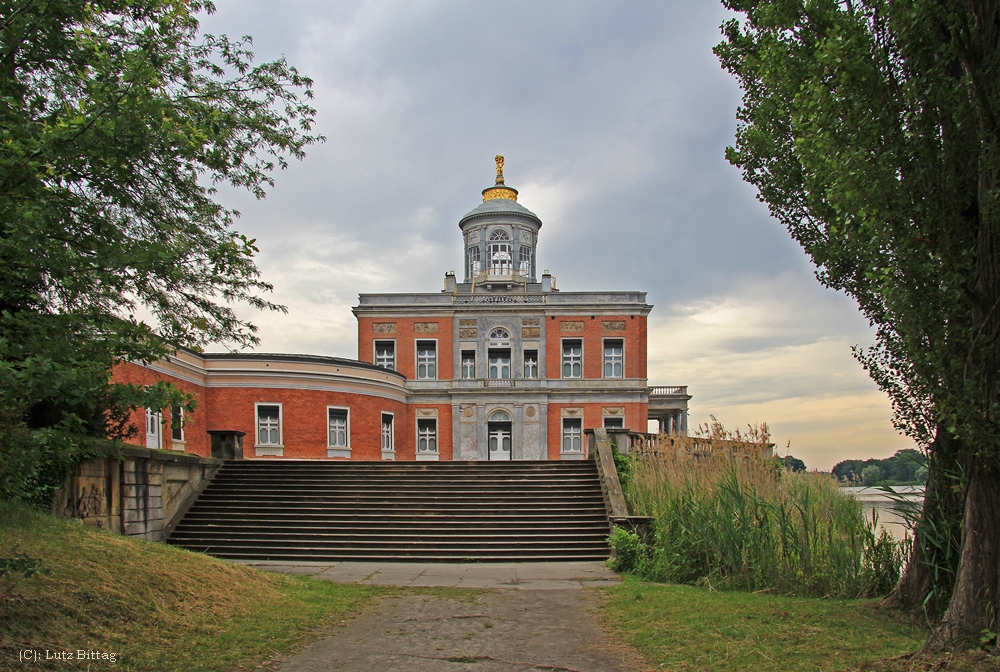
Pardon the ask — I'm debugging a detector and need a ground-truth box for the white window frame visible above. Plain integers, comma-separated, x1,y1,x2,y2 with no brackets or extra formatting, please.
327,406,350,448
468,246,481,277
170,406,185,448
518,246,531,274
416,418,438,460
381,412,395,459
562,418,583,453
523,350,538,379
255,403,283,456
562,339,583,379
145,408,162,449
488,349,511,379
374,339,396,370
416,339,437,380
603,338,624,378
461,351,476,379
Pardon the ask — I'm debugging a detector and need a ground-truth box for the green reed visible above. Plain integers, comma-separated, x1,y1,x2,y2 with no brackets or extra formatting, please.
612,443,905,598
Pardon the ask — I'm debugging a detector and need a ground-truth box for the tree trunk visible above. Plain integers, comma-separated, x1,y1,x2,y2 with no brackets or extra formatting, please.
921,460,1000,652
883,429,965,616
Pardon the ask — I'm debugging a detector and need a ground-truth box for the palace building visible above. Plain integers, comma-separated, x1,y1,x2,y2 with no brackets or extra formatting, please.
118,158,690,461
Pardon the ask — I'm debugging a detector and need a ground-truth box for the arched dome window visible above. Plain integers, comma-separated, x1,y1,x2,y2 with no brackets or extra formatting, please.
489,327,510,341
488,230,512,274
489,410,511,422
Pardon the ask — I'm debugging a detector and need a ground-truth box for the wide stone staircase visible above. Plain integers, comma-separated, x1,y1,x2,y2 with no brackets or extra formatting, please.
167,460,611,562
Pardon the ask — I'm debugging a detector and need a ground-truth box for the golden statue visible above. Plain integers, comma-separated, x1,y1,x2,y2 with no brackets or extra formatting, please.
482,154,518,202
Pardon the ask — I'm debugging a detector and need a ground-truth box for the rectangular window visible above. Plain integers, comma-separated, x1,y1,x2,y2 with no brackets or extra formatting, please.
603,416,624,429
468,247,481,277
461,350,476,379
257,404,281,446
381,413,394,452
145,408,162,449
523,349,538,379
488,349,511,379
562,340,582,378
562,418,583,452
328,408,348,448
375,341,395,370
416,341,437,379
518,246,531,273
171,406,184,442
604,339,624,378
417,419,437,453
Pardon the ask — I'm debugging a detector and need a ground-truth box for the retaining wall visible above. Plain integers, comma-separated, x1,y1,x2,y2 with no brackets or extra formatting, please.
51,446,223,541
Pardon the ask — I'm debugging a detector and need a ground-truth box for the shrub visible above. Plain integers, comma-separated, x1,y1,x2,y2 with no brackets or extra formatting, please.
608,528,644,574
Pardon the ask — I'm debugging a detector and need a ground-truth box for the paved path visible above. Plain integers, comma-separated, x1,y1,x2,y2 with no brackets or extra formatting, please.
235,560,621,589
242,561,651,671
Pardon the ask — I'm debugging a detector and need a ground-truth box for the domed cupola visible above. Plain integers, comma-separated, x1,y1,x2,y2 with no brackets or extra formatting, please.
458,156,542,285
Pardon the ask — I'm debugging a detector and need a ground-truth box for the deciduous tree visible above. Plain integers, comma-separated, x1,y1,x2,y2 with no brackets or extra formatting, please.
0,0,320,503
716,0,999,650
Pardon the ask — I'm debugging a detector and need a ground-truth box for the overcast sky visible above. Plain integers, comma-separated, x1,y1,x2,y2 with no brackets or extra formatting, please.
199,0,915,470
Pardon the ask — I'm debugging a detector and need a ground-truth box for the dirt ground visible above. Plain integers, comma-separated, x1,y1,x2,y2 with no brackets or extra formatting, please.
272,588,652,672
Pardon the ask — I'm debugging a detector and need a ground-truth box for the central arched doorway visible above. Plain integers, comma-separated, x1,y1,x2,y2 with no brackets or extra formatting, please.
487,410,512,460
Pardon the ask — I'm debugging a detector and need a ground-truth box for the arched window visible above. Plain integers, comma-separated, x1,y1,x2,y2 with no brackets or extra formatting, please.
488,230,512,274
489,327,510,341
489,410,511,422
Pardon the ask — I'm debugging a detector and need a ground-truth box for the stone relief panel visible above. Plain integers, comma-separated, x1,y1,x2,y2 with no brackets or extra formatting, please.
373,322,396,334
521,318,540,326
523,404,539,423
460,404,477,422
414,322,438,334
521,327,540,338
602,321,626,332
561,321,584,333
459,328,478,338
459,319,478,326
560,407,583,417
416,408,438,418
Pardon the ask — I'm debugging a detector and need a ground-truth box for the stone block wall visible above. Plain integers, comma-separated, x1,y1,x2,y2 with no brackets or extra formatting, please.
53,446,223,541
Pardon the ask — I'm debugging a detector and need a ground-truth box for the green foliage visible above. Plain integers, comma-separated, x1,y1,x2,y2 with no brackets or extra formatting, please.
716,1,1000,455
610,443,633,491
0,0,321,505
781,454,806,472
0,553,50,580
862,465,885,486
607,527,644,574
621,456,906,598
832,449,927,484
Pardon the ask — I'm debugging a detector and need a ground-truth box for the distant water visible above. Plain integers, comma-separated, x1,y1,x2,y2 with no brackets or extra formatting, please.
840,485,924,540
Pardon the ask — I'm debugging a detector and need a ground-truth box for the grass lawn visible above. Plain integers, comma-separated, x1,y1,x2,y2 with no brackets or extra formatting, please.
601,576,931,671
0,500,388,671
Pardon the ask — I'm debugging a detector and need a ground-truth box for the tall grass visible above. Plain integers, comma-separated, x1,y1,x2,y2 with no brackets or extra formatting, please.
612,426,905,598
